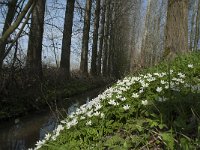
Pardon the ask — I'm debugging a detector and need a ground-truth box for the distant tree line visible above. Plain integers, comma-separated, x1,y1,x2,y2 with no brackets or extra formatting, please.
0,0,199,81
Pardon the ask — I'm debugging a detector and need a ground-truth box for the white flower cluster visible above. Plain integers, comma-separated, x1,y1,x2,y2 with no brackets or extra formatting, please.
30,63,199,150
29,93,106,149
156,87,162,93
123,104,130,110
188,64,193,68
108,99,119,106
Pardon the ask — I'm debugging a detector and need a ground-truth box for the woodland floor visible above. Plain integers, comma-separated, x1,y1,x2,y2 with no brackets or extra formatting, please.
0,69,113,120
32,52,200,150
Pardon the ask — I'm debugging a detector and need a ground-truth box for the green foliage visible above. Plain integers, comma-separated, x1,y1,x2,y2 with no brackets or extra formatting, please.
160,131,174,150
37,52,200,150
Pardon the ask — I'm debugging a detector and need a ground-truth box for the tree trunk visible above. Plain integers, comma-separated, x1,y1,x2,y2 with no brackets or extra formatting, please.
107,25,112,77
164,0,188,55
194,0,200,51
97,0,106,75
60,0,75,78
90,0,101,76
107,3,115,77
80,0,92,76
0,0,18,68
129,0,142,72
102,0,110,77
26,0,46,79
140,0,153,67
189,0,198,51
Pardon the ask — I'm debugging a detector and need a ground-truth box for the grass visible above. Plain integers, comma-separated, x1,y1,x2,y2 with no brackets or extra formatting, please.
31,52,200,150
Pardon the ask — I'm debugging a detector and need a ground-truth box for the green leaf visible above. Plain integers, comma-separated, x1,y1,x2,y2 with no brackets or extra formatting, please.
160,132,174,150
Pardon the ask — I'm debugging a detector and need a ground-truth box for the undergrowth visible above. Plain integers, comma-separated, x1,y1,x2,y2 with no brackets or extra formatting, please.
30,52,200,150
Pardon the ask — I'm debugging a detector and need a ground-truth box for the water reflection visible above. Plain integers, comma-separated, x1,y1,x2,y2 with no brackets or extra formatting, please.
0,113,50,150
0,88,103,150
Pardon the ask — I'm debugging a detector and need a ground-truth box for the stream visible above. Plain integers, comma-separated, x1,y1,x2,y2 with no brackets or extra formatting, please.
0,88,104,150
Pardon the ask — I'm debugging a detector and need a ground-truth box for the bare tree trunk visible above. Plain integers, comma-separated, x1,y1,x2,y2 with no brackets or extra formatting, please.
91,0,101,76
60,0,75,78
129,0,142,72
140,0,152,67
26,0,46,79
107,23,112,77
151,0,162,66
51,33,59,68
0,0,18,69
164,0,188,55
189,0,198,51
80,0,92,76
107,2,115,77
102,0,110,77
97,0,105,75
194,0,200,51
156,0,166,63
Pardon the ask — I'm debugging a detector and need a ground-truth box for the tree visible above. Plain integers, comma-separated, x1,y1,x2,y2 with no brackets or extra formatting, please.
189,0,198,51
140,0,165,67
110,0,135,78
90,0,101,76
129,0,142,72
140,0,153,67
26,0,46,79
194,0,200,51
0,0,17,68
80,0,92,76
97,0,106,75
60,0,76,78
0,0,34,69
164,0,188,55
102,0,110,76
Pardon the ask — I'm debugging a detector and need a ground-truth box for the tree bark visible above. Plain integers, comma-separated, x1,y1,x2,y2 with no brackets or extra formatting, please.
129,0,142,72
107,3,115,77
80,0,92,76
140,0,152,67
97,0,106,75
26,0,46,79
60,0,75,78
189,0,198,51
102,0,110,77
164,0,188,55
194,0,200,51
90,0,101,76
